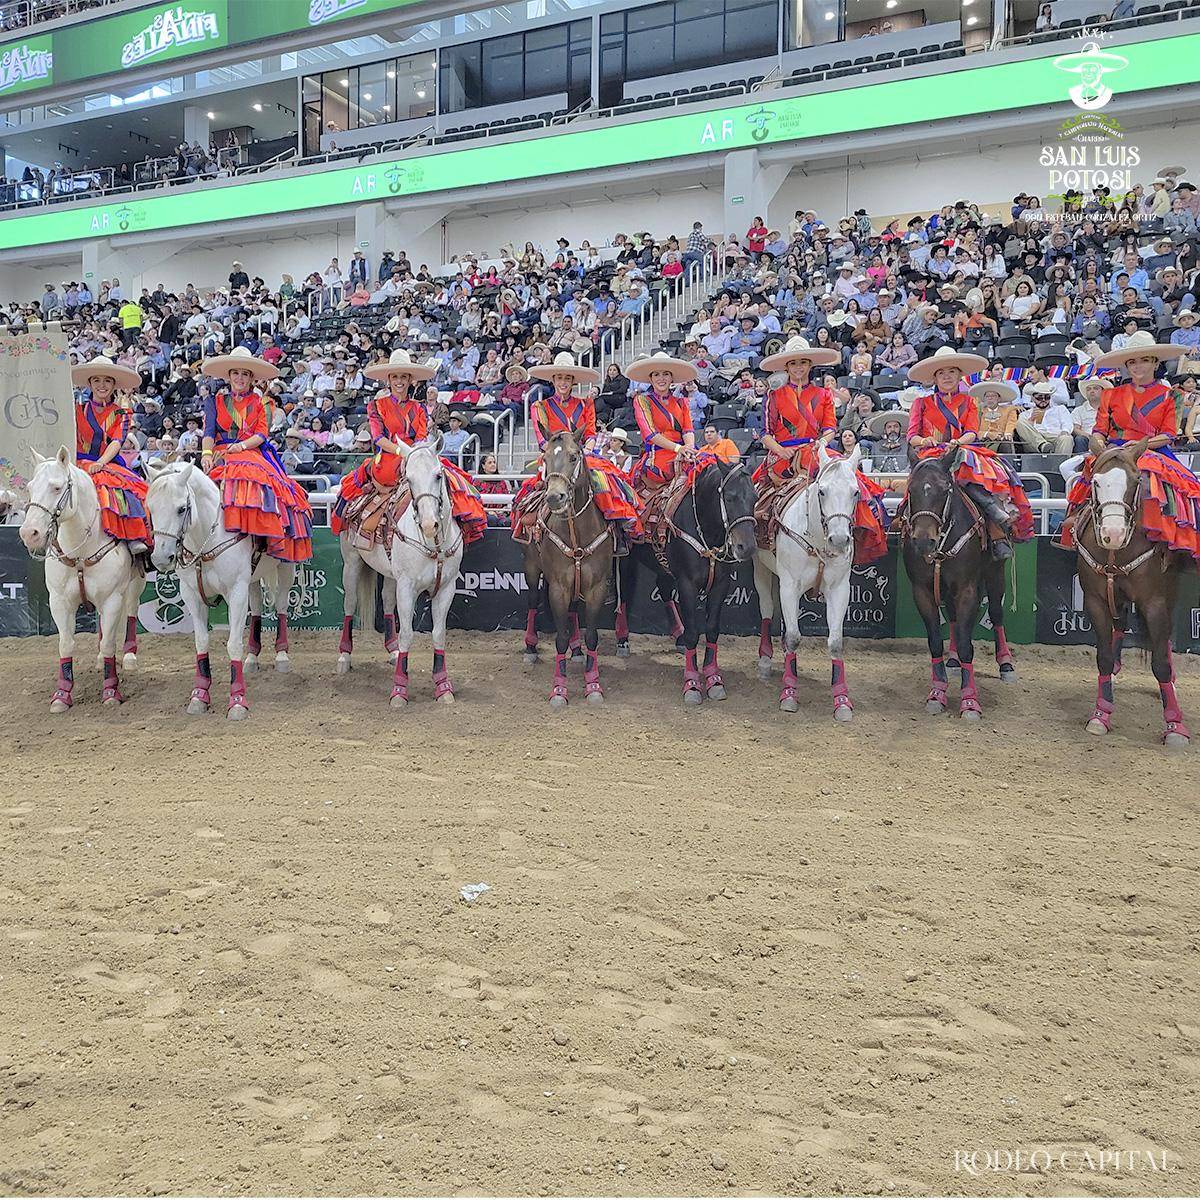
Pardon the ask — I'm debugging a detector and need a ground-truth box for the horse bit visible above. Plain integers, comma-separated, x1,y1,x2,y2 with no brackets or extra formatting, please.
394,465,462,596
26,472,118,601
1076,470,1161,619
674,461,755,591
540,446,610,601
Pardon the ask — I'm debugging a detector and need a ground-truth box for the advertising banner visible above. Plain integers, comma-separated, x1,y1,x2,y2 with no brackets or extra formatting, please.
0,324,76,493
0,33,53,99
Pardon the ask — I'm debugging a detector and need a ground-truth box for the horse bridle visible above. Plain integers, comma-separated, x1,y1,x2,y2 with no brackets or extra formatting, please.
150,468,246,603
25,470,79,562
1088,461,1142,553
539,440,610,602
394,451,462,594
682,460,755,565
903,461,984,610
544,442,591,520
1077,462,1159,619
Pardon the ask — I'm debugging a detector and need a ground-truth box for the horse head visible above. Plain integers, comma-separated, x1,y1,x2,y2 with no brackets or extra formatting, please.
19,446,80,556
543,430,585,517
1091,436,1148,551
145,459,198,572
905,452,954,561
397,437,447,541
813,442,862,555
696,456,757,562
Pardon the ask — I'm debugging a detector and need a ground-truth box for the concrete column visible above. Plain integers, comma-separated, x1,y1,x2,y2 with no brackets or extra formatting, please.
722,148,790,240
183,105,210,146
379,200,449,270
81,238,184,295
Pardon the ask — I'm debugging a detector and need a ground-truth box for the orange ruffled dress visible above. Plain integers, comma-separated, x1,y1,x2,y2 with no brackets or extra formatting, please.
75,400,153,544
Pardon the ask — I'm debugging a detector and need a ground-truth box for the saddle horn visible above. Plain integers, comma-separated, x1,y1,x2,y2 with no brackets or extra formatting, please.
1123,436,1150,464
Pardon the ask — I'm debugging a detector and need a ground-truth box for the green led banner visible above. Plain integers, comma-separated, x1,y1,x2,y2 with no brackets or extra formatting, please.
0,31,1195,255
0,0,424,99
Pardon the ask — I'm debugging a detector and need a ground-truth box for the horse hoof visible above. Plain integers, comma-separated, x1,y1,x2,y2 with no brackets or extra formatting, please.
1164,731,1190,749
926,699,947,715
389,694,408,710
228,704,249,721
586,690,605,706
1086,718,1109,736
615,642,630,659
522,651,538,665
683,688,703,706
961,708,982,722
780,696,799,714
187,697,210,715
707,684,727,701
336,654,351,674
757,656,773,679
50,699,70,714
834,705,854,723
998,664,1017,683
549,694,568,709
437,691,455,704
275,655,291,674
122,653,137,671
244,655,258,673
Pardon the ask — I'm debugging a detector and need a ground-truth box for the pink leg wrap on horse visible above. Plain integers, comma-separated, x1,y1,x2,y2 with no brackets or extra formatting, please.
433,649,453,699
53,657,74,707
584,649,602,697
339,614,354,655
391,651,409,702
1091,674,1115,731
758,618,773,661
551,653,568,703
123,616,138,657
229,660,247,711
247,614,262,656
524,607,538,651
831,658,852,713
668,600,685,640
275,613,290,653
928,656,948,707
102,656,122,704
615,602,629,642
994,626,1013,666
780,651,799,706
383,613,398,654
1160,679,1190,740
683,648,702,698
191,653,212,707
702,640,724,692
959,662,982,716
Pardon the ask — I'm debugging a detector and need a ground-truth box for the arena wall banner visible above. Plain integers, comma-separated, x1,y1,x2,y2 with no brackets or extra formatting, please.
0,323,75,492
1,30,1199,253
0,526,39,635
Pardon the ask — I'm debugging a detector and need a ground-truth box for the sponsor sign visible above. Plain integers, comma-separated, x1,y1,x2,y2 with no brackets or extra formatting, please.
0,325,75,493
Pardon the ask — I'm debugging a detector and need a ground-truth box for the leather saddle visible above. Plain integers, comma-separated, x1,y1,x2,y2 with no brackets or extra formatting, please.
639,472,694,547
754,474,811,551
343,482,412,551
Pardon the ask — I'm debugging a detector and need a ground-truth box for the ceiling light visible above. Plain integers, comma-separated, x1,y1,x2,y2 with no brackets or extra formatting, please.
417,89,425,98
362,91,372,100
387,69,395,78
206,110,215,119
382,103,391,111
340,77,349,86
824,9,834,17
253,102,263,111
886,0,896,6
966,13,978,22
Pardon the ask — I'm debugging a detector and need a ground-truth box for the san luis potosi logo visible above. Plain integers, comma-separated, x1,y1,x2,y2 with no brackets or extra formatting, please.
385,166,407,194
1052,41,1129,111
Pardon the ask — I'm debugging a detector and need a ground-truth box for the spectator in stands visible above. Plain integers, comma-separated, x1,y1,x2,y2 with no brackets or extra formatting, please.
229,261,250,290
702,423,740,463
601,428,634,474
1014,381,1074,453
1170,308,1200,350
442,413,470,459
1035,3,1055,31
973,381,1020,453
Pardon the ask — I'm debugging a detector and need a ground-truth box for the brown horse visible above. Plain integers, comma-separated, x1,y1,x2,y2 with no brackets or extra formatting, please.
521,429,613,707
900,447,1016,720
1074,436,1191,747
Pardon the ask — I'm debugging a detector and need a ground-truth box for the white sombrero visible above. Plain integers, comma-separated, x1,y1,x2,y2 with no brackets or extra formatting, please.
363,347,438,383
624,350,698,385
200,345,279,382
1094,330,1186,371
906,344,989,386
969,380,1020,405
71,354,140,390
1076,373,1114,395
760,334,841,372
528,351,600,386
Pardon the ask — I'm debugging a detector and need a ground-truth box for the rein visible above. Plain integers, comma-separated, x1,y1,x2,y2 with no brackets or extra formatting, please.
27,469,120,605
1076,470,1162,619
673,461,755,593
539,444,610,603
900,464,984,611
393,459,462,596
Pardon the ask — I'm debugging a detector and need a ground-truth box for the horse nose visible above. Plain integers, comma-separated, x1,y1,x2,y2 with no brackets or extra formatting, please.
1099,522,1124,548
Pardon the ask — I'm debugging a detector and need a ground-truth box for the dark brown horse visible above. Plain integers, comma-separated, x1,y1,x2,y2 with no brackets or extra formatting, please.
1074,436,1191,747
901,448,1016,720
521,430,613,707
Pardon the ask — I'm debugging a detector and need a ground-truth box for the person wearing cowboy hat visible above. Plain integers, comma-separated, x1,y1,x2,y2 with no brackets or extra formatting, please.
70,355,154,555
1014,381,1075,455
1170,308,1200,350
200,345,313,564
1061,332,1200,561
906,345,1034,560
864,412,908,473
753,336,889,564
330,348,486,549
510,351,643,546
624,350,703,495
604,427,634,475
969,379,1020,453
1071,373,1113,447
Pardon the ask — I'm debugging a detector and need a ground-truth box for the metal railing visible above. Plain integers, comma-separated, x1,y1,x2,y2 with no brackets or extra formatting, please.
0,0,118,30
999,3,1200,51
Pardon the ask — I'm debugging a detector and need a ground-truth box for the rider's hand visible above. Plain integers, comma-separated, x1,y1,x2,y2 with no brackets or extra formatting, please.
85,461,103,475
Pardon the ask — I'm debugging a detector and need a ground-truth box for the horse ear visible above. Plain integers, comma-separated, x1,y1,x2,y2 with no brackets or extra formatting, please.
1088,433,1107,457
906,442,922,468
847,443,863,471
817,440,832,468
395,439,413,460
145,458,166,478
431,431,445,456
939,446,958,470
56,445,71,465
30,448,46,465
1123,436,1150,463
180,461,194,484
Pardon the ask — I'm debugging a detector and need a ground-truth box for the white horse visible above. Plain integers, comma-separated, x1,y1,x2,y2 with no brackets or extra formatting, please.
337,438,464,707
19,447,144,711
145,460,296,720
753,444,862,721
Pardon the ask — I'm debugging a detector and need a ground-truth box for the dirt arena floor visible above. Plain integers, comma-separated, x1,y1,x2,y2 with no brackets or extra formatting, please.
1,629,1198,1198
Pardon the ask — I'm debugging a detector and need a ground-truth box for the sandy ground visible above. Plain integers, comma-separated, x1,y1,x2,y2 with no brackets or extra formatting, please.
1,628,1199,1198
